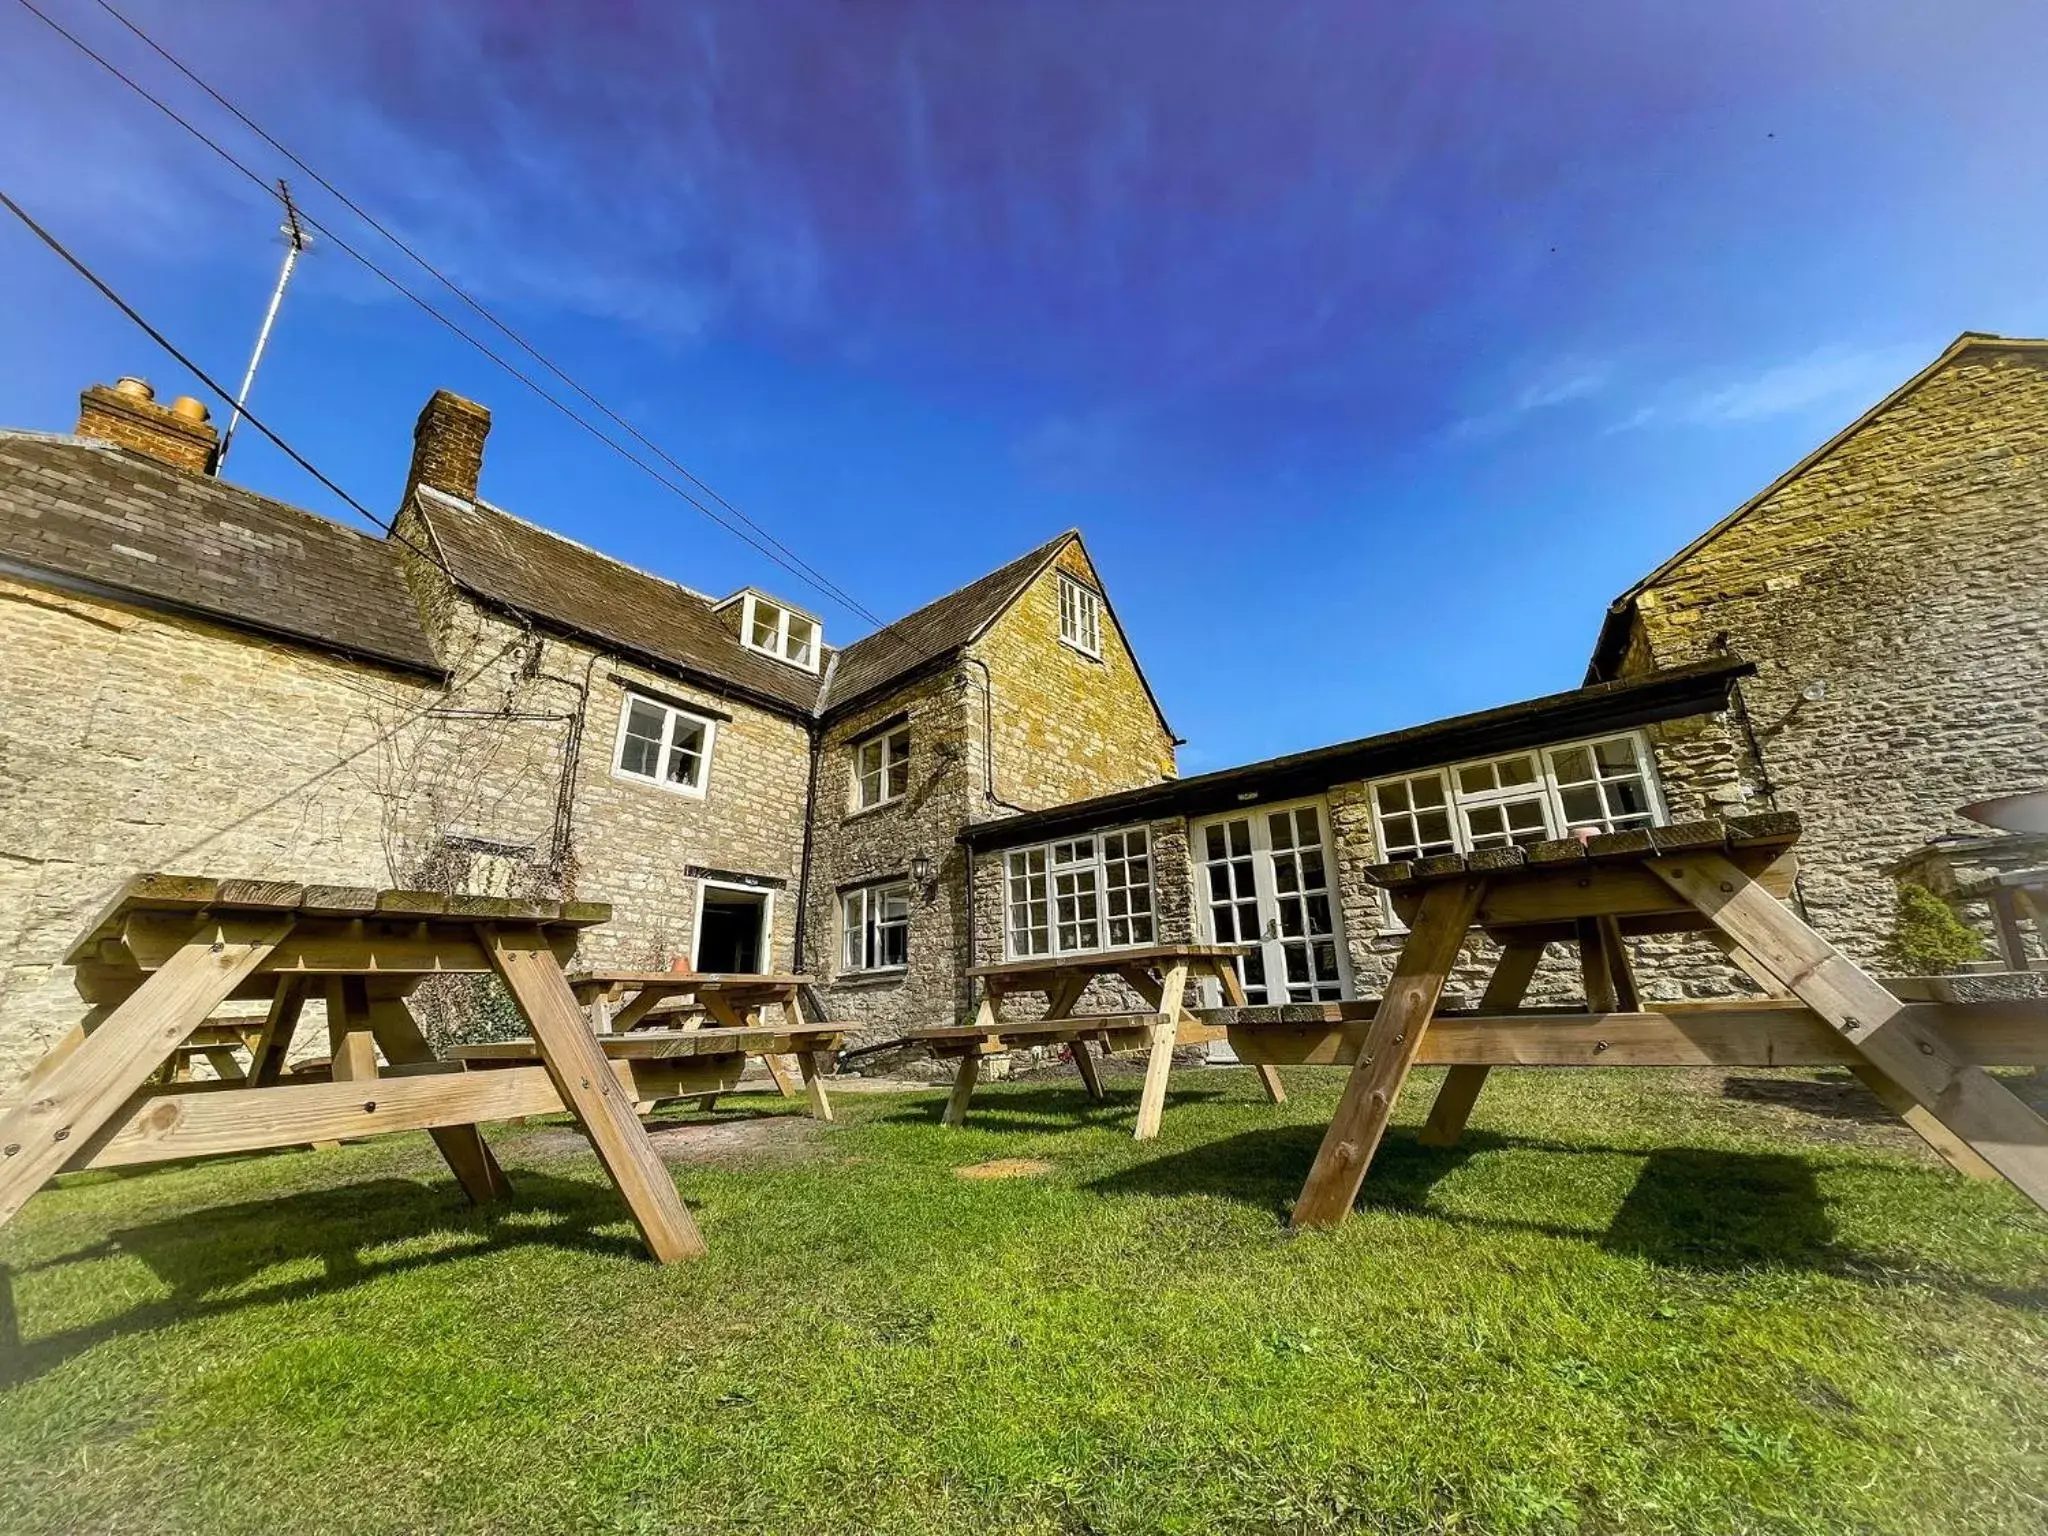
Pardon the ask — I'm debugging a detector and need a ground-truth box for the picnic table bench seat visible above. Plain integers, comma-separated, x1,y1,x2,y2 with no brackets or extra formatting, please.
453,1022,846,1121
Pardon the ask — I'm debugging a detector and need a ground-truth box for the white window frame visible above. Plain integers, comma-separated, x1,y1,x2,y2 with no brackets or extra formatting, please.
1367,730,1666,927
852,725,912,812
1192,796,1352,1005
1002,825,1155,959
841,879,911,975
611,692,717,799
1057,573,1102,658
738,592,822,673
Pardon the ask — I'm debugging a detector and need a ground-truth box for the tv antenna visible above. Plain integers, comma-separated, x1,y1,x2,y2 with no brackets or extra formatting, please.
217,178,309,468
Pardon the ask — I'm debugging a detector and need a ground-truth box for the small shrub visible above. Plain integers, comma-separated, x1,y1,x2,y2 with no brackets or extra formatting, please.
1885,881,1986,975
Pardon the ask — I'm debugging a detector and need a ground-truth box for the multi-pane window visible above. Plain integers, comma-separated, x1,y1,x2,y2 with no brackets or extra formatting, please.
1198,803,1344,1005
740,594,821,671
1005,848,1051,957
1058,574,1102,657
612,694,714,796
1371,773,1457,861
1548,737,1657,833
1101,829,1155,947
1004,827,1155,958
841,881,910,973
1370,733,1662,864
854,726,911,810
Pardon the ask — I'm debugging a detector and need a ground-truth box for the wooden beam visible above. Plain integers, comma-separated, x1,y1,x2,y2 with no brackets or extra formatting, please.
246,979,305,1087
1069,1038,1105,1100
1132,961,1190,1140
1292,878,1486,1229
1232,1001,2048,1068
363,993,511,1204
486,925,706,1263
64,1057,742,1170
1706,932,1995,1180
1416,940,1544,1147
0,916,291,1228
1649,854,2048,1213
942,1054,981,1127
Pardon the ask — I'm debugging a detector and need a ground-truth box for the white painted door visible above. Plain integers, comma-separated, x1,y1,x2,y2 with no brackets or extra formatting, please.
1196,800,1349,1005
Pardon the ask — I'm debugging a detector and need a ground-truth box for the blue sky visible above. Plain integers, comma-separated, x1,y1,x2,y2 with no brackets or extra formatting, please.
3,1,2045,772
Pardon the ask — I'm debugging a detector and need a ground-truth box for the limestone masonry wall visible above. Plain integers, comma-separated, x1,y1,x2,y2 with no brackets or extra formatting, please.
0,575,431,1083
1612,345,2048,965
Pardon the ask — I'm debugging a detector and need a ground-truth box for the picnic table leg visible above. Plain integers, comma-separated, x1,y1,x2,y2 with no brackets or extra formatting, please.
1292,879,1485,1230
324,978,380,1083
798,1050,835,1123
1214,961,1286,1105
1069,1039,1105,1100
1651,854,2048,1214
1705,917,2002,1182
1131,961,1191,1141
359,984,512,1205
1417,940,1545,1148
201,1047,248,1083
942,1053,982,1127
246,979,304,1087
485,925,706,1263
0,915,290,1230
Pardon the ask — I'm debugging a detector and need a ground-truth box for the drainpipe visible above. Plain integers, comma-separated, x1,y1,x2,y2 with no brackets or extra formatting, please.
792,718,823,991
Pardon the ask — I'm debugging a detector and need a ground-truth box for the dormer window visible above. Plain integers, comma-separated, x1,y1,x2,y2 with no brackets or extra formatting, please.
738,593,821,672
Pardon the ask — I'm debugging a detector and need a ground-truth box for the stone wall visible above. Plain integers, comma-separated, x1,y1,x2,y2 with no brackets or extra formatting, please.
1607,343,2048,965
804,669,975,1044
970,540,1177,811
392,543,816,976
0,574,433,1083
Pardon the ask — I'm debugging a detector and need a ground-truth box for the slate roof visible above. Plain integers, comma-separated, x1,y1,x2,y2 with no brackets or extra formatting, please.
411,490,828,713
823,530,1074,710
0,431,442,676
413,495,1085,721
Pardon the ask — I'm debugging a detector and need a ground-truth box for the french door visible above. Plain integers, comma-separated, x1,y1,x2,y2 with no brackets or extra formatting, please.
1196,800,1349,1004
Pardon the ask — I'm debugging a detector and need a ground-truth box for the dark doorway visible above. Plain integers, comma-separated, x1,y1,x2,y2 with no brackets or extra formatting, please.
695,888,767,974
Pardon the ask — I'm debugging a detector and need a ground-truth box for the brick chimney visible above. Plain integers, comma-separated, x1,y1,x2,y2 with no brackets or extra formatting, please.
405,389,491,503
75,377,219,475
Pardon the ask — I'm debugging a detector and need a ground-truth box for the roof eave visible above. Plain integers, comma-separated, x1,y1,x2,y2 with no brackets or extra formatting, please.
960,654,1754,853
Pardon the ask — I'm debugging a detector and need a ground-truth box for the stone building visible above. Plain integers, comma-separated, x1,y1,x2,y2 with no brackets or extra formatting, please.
0,376,1174,1081
3,331,2041,1085
1586,332,2048,966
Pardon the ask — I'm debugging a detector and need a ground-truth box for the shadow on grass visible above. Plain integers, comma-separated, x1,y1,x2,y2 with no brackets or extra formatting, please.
871,1083,1231,1134
1085,1123,2048,1302
0,1170,644,1387
1719,1072,1897,1124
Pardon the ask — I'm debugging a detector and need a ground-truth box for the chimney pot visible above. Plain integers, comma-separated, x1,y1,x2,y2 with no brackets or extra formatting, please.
404,389,492,504
77,377,219,475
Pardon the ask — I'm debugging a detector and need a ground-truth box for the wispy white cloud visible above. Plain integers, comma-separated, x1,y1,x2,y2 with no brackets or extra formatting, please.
1608,343,1926,433
1450,358,1612,440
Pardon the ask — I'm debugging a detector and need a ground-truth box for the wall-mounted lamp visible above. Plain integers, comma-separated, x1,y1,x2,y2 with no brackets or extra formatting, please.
909,853,933,888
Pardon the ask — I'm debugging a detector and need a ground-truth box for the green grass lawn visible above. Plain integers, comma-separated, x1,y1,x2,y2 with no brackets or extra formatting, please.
3,1065,2045,1535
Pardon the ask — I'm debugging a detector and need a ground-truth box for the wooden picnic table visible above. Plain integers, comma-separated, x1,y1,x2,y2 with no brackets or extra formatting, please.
1219,813,2048,1230
0,873,720,1262
911,942,1277,1139
569,970,814,1098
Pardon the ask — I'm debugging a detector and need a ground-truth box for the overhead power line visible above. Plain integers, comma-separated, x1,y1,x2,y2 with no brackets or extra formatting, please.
22,0,937,676
0,183,423,559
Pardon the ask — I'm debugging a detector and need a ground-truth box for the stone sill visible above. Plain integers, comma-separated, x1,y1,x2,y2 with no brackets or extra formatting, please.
841,798,907,826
